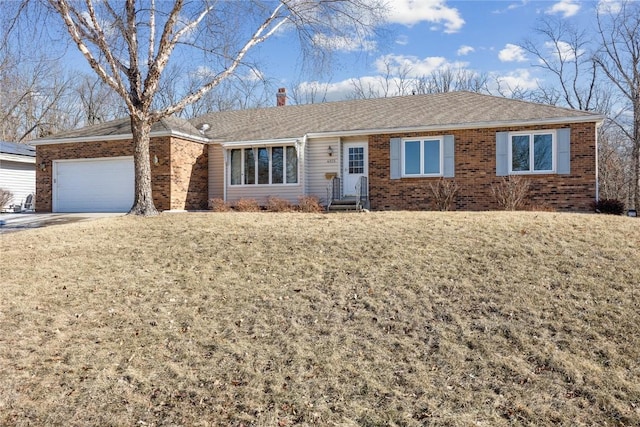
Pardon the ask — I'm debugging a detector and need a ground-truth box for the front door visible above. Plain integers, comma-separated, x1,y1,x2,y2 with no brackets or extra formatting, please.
343,142,368,197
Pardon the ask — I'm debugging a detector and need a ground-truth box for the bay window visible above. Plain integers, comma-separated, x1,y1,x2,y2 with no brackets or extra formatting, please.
229,146,298,185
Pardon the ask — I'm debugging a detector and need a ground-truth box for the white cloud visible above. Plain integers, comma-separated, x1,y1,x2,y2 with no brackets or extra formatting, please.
545,0,581,18
386,0,465,33
395,35,409,46
544,41,582,62
491,69,540,95
499,44,527,62
293,56,472,102
492,0,530,14
312,33,377,52
457,45,475,56
374,54,457,77
597,0,622,14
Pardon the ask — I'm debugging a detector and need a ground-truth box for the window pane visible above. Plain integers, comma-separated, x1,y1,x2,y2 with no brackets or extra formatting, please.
404,141,420,174
423,140,440,174
230,149,241,185
272,147,283,184
511,135,530,171
534,134,553,171
349,147,364,174
258,147,269,184
286,146,298,183
244,148,255,185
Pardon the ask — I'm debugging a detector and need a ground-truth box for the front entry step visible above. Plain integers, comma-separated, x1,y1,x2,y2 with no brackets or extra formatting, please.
327,197,358,212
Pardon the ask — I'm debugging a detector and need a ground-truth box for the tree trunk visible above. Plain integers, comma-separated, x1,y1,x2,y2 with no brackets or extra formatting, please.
128,115,159,216
634,119,640,210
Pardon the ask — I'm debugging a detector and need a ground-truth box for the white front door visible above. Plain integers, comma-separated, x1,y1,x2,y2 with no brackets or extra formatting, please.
342,142,368,197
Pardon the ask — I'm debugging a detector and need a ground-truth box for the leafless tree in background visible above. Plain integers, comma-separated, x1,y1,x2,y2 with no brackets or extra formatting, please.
0,2,79,142
595,0,640,210
520,17,599,111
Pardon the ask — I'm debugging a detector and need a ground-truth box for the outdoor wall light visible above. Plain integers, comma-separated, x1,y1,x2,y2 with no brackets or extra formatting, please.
153,154,159,165
628,209,637,217
39,161,46,171
327,146,334,156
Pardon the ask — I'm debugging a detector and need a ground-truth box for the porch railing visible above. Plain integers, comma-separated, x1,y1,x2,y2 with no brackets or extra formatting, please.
326,176,341,210
355,176,369,210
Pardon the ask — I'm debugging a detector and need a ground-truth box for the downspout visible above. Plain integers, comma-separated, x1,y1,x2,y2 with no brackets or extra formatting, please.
223,147,227,202
595,121,601,202
299,134,307,195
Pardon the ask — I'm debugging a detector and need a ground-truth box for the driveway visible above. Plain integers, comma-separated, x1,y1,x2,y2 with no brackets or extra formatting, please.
0,213,124,233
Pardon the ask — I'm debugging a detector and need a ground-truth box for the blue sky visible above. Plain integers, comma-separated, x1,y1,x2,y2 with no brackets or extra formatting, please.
251,0,615,102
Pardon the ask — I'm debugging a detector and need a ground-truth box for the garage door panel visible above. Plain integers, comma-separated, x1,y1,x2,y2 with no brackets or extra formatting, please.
54,157,134,212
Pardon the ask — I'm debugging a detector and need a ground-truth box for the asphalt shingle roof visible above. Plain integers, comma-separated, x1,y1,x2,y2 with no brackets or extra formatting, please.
192,91,600,141
37,92,601,143
39,116,202,140
0,141,36,156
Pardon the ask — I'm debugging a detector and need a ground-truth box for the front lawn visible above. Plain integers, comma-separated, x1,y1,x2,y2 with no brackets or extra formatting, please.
1,212,638,426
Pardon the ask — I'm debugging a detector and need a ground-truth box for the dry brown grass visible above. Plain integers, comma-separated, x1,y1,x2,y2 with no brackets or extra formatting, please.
1,212,639,426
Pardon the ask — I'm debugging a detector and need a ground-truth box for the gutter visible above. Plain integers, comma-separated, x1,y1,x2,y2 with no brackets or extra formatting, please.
30,129,210,146
0,153,36,163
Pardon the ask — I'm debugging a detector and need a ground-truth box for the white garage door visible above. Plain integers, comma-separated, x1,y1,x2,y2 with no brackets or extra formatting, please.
54,157,134,212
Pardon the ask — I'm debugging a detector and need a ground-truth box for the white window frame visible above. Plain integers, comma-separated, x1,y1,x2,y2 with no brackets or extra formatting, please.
401,136,444,177
508,130,556,175
229,145,299,186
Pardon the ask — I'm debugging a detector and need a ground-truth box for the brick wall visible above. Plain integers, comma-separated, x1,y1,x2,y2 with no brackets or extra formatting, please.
170,137,208,210
35,136,208,212
368,122,597,212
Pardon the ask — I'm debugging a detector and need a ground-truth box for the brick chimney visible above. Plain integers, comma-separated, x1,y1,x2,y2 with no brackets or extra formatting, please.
276,87,286,107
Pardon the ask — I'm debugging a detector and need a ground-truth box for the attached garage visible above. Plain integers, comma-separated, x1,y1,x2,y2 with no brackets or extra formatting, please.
53,157,134,212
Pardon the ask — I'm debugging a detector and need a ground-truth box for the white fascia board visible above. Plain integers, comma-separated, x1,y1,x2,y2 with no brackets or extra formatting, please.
221,137,300,148
30,130,210,146
0,153,36,163
304,115,605,139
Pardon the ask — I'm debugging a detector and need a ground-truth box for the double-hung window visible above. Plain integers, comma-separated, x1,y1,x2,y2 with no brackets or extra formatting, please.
402,137,443,177
509,131,555,174
230,146,298,185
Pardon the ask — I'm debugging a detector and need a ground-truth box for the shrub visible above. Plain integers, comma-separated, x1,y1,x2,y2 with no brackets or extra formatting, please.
0,188,13,208
491,176,531,211
526,203,556,212
208,198,231,212
266,196,293,212
428,178,459,211
592,199,625,215
234,198,260,212
297,195,324,213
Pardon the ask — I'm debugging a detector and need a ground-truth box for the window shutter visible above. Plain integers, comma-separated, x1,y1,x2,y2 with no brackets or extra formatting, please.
496,131,509,176
443,135,455,177
557,128,571,175
390,138,401,179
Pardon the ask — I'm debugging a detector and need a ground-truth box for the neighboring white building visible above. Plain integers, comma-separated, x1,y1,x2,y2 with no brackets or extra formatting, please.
0,141,36,211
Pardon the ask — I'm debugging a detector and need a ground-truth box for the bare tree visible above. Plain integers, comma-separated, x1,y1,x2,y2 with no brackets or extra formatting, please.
414,67,488,94
520,17,598,111
595,0,640,210
348,62,488,100
76,75,127,125
289,80,331,105
46,0,386,215
0,50,79,142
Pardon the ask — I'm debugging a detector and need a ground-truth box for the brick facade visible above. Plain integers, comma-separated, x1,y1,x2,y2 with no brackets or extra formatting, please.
169,137,208,210
368,122,596,212
35,136,208,212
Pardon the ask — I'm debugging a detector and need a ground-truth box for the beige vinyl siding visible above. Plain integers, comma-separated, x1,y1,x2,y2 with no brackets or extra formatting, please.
0,160,35,209
208,143,224,200
226,184,303,205
305,137,340,204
